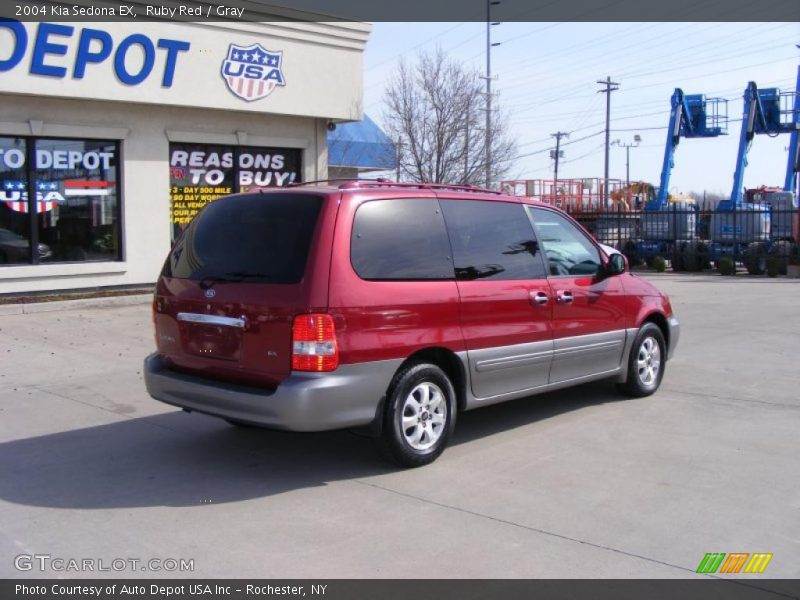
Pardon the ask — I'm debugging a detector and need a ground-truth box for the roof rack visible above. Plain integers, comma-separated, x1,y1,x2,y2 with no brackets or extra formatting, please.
346,180,509,195
285,178,391,188
282,178,510,196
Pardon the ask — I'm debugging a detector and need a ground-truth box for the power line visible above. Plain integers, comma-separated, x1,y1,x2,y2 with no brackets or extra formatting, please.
498,24,797,106
504,54,798,118
501,130,606,162
507,76,796,130
506,76,794,159
363,22,475,73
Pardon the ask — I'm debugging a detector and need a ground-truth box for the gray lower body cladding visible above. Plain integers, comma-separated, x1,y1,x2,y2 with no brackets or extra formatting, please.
144,319,679,430
144,353,402,432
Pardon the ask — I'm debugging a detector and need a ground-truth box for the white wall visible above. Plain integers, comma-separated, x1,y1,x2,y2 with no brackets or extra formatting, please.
0,19,370,120
0,14,368,293
0,95,330,293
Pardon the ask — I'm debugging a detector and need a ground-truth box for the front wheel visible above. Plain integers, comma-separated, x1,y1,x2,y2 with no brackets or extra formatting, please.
617,323,666,398
377,363,456,468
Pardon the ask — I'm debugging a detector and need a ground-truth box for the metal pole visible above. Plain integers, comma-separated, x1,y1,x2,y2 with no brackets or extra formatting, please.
25,138,39,265
464,107,470,184
485,2,492,188
597,76,619,208
626,145,630,189
554,135,561,184
551,131,568,201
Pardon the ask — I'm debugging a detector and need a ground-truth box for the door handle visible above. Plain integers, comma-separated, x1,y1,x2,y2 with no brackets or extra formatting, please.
529,291,549,306
556,290,574,304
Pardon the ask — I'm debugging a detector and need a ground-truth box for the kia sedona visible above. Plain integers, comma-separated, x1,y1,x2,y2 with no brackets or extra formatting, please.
144,181,679,467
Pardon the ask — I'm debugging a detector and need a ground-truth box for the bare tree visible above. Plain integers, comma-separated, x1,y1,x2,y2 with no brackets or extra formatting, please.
382,49,516,187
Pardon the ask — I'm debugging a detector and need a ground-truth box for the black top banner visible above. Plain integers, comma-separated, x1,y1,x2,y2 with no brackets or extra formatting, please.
2,0,799,22
3,580,800,600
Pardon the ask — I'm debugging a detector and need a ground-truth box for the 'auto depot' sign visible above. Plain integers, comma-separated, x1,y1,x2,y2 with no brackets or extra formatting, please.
0,20,191,87
0,19,362,119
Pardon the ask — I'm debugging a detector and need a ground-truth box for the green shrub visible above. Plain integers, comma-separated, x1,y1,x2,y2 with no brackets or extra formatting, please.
652,256,666,273
718,257,736,276
766,255,779,278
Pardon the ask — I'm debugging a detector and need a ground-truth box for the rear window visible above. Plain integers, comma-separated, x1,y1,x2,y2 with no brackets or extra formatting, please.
163,193,323,284
351,198,453,280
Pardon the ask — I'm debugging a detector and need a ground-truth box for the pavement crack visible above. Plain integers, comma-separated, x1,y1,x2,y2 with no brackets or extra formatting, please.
354,479,692,574
32,386,185,433
666,387,799,409
353,479,800,597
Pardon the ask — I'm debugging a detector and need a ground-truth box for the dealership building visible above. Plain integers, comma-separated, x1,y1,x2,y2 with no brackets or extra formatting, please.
0,12,371,294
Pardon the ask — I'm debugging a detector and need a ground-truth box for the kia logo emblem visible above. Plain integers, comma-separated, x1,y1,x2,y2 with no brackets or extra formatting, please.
204,289,216,299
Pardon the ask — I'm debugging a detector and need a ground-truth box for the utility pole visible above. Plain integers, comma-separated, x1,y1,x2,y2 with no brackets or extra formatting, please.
551,131,568,204
551,131,568,183
485,0,500,188
597,76,619,208
464,106,471,184
612,134,640,206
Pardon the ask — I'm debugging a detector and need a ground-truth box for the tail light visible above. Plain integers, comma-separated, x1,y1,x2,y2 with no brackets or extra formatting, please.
292,313,339,372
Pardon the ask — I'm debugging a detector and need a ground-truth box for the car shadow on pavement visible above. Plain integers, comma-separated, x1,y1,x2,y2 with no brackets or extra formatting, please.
0,381,628,510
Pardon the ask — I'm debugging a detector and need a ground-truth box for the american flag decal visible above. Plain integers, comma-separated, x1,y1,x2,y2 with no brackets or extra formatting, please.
64,180,113,196
221,42,285,102
1,179,114,213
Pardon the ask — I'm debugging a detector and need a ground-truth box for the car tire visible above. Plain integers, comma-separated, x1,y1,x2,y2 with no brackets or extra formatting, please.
682,240,710,272
671,242,685,272
617,323,667,398
769,241,794,275
377,362,456,468
743,242,768,275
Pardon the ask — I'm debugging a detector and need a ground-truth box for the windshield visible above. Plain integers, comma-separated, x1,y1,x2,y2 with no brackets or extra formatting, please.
163,193,323,284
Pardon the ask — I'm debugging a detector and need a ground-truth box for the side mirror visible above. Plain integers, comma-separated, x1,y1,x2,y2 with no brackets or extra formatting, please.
607,253,626,276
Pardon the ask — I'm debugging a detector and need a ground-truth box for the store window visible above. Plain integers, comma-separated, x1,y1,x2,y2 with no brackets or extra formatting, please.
169,144,302,240
0,137,29,265
0,136,121,265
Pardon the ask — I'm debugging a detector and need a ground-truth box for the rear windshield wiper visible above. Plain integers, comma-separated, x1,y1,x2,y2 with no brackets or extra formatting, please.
198,272,274,288
222,271,273,280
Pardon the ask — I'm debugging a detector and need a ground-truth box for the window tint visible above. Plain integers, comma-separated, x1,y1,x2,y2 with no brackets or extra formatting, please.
34,138,121,262
164,193,322,284
528,207,602,276
1,136,121,265
169,143,302,241
0,137,29,264
351,198,452,280
440,200,546,281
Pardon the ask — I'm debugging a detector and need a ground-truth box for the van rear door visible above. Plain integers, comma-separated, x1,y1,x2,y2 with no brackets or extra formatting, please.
153,192,333,388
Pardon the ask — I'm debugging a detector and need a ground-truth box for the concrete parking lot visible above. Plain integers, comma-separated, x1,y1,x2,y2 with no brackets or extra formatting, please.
0,274,798,579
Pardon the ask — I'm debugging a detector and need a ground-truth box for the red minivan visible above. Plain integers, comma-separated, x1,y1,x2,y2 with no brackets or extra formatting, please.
145,181,679,467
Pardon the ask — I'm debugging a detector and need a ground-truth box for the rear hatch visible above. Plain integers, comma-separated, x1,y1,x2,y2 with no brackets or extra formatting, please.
153,191,332,388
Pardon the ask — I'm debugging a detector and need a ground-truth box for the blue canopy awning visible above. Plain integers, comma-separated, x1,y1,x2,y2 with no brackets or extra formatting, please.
327,115,397,171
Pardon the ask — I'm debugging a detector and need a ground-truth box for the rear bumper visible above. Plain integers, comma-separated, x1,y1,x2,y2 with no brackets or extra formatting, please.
143,353,401,432
667,316,680,360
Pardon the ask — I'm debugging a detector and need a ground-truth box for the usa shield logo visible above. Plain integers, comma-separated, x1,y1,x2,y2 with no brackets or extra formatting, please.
221,43,286,102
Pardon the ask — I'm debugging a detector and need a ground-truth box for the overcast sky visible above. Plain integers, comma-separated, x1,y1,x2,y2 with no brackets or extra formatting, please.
362,22,799,194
